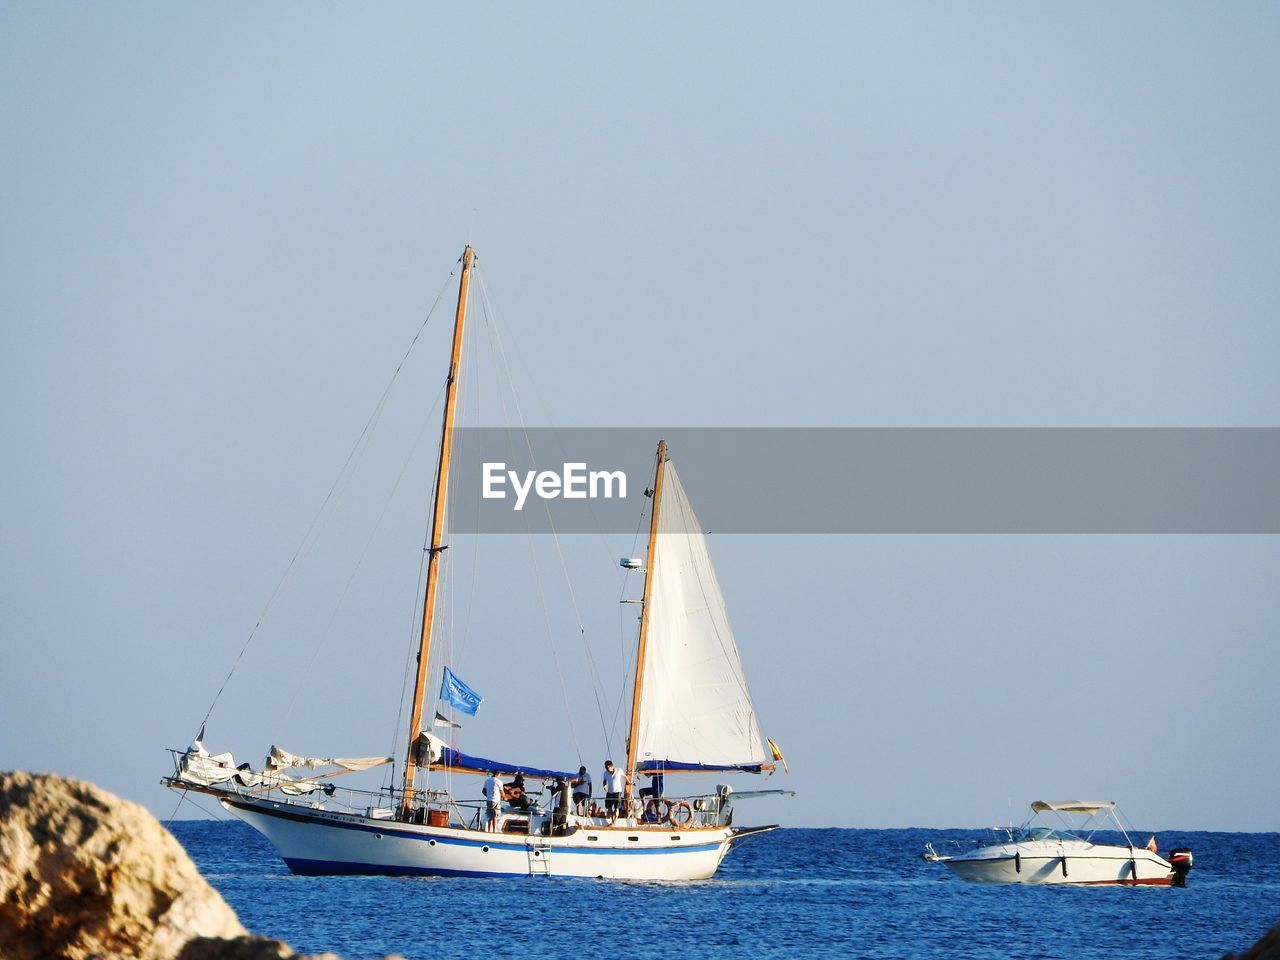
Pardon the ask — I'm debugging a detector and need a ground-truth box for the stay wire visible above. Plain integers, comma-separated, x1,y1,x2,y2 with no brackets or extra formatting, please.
472,268,618,570
389,387,449,782
476,284,586,768
452,289,486,669
615,491,649,723
475,268,658,760
477,270,609,760
196,261,460,738
162,789,188,828
282,378,449,727
163,789,229,826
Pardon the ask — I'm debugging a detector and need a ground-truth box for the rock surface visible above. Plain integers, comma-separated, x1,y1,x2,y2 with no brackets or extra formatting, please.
0,770,266,960
1224,923,1280,960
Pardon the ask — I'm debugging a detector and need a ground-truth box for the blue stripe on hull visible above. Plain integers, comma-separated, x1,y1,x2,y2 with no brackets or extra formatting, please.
284,857,518,879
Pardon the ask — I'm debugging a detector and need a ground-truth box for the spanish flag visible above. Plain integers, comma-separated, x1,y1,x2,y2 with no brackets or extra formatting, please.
766,737,789,774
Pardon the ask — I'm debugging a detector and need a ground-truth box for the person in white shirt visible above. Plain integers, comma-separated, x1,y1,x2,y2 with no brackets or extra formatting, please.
602,759,627,820
571,765,592,815
482,770,502,831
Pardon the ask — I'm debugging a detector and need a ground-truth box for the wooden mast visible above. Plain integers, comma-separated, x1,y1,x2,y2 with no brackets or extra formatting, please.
623,439,667,808
401,244,474,814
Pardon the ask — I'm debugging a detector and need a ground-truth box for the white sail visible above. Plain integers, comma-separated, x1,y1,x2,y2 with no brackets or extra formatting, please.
634,461,769,770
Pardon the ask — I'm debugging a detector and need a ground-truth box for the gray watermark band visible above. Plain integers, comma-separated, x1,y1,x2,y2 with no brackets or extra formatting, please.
444,428,1280,534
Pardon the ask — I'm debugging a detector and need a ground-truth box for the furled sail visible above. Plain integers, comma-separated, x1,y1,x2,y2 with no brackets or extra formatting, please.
177,741,391,790
176,741,240,786
266,746,391,773
633,461,770,772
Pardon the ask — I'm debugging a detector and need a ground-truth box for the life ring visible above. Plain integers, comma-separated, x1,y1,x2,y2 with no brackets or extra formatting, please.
667,800,694,827
644,797,671,823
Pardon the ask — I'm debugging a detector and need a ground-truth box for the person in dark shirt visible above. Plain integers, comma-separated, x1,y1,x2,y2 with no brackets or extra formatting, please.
504,772,532,811
638,771,664,800
638,770,666,822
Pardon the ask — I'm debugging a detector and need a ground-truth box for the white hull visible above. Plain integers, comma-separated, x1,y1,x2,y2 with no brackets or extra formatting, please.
940,840,1173,886
222,795,746,880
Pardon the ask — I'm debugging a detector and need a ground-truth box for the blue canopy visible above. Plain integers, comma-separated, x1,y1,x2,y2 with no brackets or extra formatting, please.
434,746,575,780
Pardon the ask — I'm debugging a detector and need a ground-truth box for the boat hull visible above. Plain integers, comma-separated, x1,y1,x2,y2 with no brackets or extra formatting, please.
940,841,1173,886
222,796,739,880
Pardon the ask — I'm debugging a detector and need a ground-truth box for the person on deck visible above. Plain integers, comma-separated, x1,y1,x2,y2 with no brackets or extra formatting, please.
551,778,571,834
638,770,666,822
637,771,664,800
482,770,502,831
602,760,627,820
571,765,592,815
505,772,531,811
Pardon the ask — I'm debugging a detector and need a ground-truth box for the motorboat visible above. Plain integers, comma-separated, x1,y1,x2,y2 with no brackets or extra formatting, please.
924,801,1193,886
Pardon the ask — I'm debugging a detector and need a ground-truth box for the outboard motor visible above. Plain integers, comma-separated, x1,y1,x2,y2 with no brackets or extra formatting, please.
1168,848,1194,887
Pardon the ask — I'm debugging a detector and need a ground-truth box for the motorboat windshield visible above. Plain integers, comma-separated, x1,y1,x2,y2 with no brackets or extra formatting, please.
1027,826,1081,842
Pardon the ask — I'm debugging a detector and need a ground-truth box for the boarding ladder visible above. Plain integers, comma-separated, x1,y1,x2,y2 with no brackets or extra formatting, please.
527,835,553,876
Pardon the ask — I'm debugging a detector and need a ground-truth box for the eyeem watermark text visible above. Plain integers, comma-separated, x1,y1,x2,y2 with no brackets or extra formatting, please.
482,462,627,512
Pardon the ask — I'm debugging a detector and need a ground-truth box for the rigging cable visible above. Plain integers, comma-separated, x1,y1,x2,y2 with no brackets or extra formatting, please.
476,265,657,757
430,299,483,802
450,320,484,668
387,446,441,789
477,268,610,761
480,299,585,765
281,378,448,727
612,493,650,747
195,259,460,739
471,268,618,570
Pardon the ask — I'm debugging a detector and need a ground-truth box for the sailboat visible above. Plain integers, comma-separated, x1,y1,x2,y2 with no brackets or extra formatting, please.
164,245,791,880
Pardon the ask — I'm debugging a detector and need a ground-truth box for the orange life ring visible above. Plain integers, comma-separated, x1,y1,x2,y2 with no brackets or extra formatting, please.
667,800,693,827
644,797,671,823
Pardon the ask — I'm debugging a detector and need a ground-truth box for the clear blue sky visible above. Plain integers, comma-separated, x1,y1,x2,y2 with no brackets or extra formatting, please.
2,3,1278,830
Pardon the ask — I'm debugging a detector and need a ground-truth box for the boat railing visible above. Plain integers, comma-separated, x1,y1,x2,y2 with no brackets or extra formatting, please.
921,829,1020,860
167,750,734,830
923,824,1130,861
453,795,728,831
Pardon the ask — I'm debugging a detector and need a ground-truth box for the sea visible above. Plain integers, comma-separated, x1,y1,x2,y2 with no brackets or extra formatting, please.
171,821,1279,960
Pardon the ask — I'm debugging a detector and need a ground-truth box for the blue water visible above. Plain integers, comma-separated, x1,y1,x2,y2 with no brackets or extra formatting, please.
171,821,1279,959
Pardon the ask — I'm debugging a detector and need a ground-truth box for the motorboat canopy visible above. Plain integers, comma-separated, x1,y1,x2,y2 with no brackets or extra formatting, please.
1031,800,1116,814
1028,801,1128,844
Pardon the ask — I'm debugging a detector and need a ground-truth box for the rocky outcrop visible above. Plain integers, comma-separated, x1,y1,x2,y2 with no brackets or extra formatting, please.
0,770,255,960
0,771,406,960
1224,923,1280,960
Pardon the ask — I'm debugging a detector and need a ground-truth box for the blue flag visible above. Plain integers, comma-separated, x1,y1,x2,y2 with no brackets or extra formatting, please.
440,667,483,716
